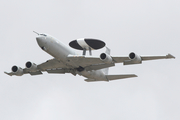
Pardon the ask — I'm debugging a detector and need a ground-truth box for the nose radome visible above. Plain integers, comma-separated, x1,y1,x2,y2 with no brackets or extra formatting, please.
36,36,44,46
36,36,47,49
36,36,43,42
36,36,48,51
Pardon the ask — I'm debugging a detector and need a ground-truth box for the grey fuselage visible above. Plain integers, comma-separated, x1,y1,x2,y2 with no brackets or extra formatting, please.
36,34,107,81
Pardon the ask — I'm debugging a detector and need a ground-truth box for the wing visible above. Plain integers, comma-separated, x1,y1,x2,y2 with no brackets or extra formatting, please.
5,53,175,76
37,59,68,71
67,55,102,67
112,53,175,65
141,54,175,61
5,59,74,76
34,59,77,75
67,53,175,70
67,55,115,71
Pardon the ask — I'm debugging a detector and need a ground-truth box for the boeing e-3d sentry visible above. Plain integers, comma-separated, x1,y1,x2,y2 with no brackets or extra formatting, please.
5,32,175,82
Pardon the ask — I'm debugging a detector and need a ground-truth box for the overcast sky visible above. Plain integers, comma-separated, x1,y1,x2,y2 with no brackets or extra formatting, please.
0,0,179,120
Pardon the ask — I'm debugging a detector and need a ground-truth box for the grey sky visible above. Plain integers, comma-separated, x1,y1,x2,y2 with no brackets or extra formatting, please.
0,0,179,120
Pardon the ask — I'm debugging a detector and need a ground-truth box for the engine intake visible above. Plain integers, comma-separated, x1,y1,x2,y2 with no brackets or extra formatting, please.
124,52,142,65
129,52,136,59
11,66,23,76
100,53,112,64
25,61,37,72
129,52,141,62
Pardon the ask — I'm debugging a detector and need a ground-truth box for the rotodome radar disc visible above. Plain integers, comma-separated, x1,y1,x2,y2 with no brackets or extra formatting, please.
69,38,106,50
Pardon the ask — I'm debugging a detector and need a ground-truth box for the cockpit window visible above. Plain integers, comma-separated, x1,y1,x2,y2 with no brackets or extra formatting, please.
40,34,47,37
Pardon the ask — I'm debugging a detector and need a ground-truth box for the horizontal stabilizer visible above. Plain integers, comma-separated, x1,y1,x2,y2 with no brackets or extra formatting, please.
84,74,137,82
106,74,137,81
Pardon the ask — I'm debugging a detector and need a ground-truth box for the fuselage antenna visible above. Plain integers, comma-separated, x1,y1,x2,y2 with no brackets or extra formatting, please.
33,31,39,35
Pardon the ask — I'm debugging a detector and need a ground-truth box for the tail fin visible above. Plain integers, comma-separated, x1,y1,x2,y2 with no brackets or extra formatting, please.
102,47,111,75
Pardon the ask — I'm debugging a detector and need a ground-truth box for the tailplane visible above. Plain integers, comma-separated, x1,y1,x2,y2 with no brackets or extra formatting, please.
84,74,137,82
106,74,137,80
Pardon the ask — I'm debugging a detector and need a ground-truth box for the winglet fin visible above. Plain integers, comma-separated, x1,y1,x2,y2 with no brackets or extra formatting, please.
4,72,13,76
166,54,175,59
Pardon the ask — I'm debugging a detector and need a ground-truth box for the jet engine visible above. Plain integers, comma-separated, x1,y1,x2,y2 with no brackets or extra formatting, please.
129,52,142,63
100,53,113,64
11,66,23,76
124,52,142,65
25,61,37,72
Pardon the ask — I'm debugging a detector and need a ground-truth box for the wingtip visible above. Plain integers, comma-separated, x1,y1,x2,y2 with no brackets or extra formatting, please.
166,54,175,59
131,74,138,78
4,72,12,76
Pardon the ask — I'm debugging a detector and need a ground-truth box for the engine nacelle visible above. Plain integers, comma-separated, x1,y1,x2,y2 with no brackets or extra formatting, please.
129,52,142,62
100,53,113,64
25,61,37,72
11,66,23,76
124,52,142,65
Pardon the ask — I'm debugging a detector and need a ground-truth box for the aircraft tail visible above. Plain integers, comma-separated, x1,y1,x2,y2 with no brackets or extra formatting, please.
101,47,110,75
84,74,137,82
106,74,137,80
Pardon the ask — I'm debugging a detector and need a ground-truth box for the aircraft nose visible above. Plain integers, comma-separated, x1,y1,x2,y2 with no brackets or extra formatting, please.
36,36,47,50
36,36,43,43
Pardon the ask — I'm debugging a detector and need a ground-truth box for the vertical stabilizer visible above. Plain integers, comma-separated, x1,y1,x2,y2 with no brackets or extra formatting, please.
102,47,111,75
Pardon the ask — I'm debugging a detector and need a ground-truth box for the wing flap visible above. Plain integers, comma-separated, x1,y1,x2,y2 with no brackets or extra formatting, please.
46,69,66,74
38,59,68,71
85,63,115,71
46,69,77,76
84,79,99,82
29,71,43,76
67,55,102,67
112,56,129,63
